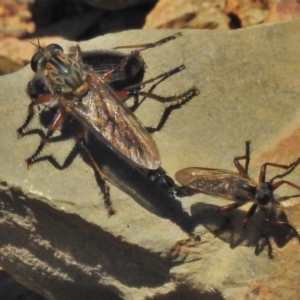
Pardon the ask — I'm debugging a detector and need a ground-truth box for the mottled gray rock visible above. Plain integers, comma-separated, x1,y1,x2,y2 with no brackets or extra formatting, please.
1,23,300,299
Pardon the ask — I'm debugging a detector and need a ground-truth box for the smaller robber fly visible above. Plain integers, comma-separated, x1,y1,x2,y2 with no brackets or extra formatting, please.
175,141,300,257
17,35,198,217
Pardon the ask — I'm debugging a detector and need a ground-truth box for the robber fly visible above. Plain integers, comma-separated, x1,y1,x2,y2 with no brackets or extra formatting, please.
26,33,184,108
17,36,198,216
175,141,300,257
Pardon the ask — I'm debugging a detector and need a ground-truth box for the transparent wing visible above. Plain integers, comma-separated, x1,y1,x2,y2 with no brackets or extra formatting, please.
175,167,256,201
59,71,160,169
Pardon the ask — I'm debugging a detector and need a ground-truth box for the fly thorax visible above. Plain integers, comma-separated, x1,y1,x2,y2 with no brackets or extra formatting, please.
46,54,88,96
256,182,273,206
234,178,256,201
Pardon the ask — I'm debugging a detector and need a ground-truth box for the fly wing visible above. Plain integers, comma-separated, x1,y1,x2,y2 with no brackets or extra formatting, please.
175,167,256,201
60,71,160,169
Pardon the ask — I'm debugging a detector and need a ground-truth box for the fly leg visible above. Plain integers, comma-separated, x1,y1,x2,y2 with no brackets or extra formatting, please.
79,141,116,217
115,65,199,132
136,65,186,107
25,108,67,168
116,64,193,99
234,140,251,176
76,126,116,217
113,33,182,78
17,94,54,138
124,65,197,104
259,157,300,185
114,32,182,51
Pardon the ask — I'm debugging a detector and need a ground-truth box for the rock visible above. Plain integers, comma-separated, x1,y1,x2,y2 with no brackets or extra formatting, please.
0,55,23,75
0,37,63,74
0,0,35,38
267,0,300,22
144,0,230,30
225,0,269,27
144,0,300,29
1,24,300,299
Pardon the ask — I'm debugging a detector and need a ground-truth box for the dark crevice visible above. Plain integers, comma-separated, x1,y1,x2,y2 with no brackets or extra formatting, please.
228,13,242,29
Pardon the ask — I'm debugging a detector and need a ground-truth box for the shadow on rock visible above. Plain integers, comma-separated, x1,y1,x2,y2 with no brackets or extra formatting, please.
0,183,174,300
190,201,299,257
146,283,225,300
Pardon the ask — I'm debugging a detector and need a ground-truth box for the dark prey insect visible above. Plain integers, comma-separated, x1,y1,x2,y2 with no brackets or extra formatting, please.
175,141,300,257
17,37,198,216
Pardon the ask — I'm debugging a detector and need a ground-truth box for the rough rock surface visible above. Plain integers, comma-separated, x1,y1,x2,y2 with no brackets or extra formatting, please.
1,23,300,299
144,0,230,29
144,0,300,29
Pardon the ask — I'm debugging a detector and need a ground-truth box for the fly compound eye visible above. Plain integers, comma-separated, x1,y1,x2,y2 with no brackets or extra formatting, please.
30,44,64,73
46,44,64,53
31,51,43,72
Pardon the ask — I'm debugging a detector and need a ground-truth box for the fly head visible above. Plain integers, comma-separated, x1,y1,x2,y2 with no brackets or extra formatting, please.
256,182,273,206
31,43,88,97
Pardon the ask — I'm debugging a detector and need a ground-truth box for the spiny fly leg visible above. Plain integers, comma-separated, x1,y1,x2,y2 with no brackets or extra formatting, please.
90,33,180,82
112,33,182,82
25,109,67,168
27,141,81,171
140,65,187,100
121,65,189,110
139,82,199,109
78,140,116,217
113,65,199,132
17,94,54,138
146,86,199,133
128,65,186,91
115,64,183,94
114,32,182,51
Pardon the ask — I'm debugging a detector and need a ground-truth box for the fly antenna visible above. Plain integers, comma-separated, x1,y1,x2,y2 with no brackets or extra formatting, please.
25,38,43,51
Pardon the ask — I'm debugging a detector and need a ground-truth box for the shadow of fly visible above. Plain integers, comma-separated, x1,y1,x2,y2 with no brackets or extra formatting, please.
17,34,198,217
175,141,300,258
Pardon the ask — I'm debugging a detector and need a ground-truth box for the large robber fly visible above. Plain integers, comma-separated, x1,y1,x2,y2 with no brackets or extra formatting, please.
26,33,191,116
175,141,300,257
17,34,198,216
